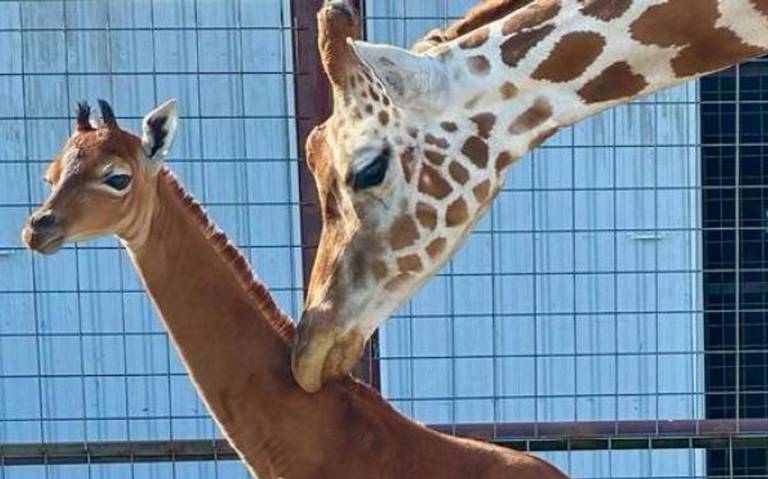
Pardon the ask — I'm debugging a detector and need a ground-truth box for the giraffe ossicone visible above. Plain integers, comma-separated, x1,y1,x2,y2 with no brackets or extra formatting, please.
293,0,768,393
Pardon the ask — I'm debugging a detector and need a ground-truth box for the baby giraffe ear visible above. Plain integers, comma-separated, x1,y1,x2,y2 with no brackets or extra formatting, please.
141,99,178,163
348,39,449,113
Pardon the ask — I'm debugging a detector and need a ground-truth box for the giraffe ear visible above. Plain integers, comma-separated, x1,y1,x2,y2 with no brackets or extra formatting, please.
348,39,449,113
141,99,178,164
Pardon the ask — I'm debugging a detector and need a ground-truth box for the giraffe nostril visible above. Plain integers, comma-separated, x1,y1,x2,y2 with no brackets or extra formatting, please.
31,211,57,230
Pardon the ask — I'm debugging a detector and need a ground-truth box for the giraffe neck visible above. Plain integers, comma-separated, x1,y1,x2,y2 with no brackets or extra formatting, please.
431,0,768,159
124,169,303,476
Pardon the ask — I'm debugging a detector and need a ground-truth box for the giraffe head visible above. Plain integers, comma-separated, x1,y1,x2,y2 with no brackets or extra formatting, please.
22,99,178,254
292,1,548,392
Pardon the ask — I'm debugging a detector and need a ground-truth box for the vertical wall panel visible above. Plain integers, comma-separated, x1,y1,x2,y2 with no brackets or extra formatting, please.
0,1,299,477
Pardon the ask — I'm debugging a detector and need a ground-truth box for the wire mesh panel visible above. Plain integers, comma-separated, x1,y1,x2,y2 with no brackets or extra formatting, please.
0,0,300,477
1,0,768,478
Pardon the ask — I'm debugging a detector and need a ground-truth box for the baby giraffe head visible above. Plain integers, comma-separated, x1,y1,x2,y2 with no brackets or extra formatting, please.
292,1,510,392
22,99,178,255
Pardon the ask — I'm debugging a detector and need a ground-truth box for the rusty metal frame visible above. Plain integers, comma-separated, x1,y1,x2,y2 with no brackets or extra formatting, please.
3,419,768,465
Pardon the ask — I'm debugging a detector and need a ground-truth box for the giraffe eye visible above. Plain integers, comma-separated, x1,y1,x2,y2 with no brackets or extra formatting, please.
104,174,132,191
349,148,390,191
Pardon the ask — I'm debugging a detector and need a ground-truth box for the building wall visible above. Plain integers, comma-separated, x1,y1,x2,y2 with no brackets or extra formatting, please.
0,1,299,477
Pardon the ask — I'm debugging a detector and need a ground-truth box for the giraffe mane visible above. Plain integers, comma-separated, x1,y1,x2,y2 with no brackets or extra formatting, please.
159,167,297,344
418,0,534,47
160,168,423,422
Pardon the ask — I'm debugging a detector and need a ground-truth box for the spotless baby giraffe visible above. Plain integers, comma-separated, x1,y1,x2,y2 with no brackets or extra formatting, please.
292,0,768,393
21,100,568,479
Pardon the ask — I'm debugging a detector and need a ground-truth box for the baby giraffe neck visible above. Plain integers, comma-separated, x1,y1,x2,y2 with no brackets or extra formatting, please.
123,169,305,476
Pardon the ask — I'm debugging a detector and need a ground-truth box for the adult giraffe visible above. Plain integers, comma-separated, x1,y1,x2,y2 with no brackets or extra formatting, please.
293,0,768,392
20,100,568,479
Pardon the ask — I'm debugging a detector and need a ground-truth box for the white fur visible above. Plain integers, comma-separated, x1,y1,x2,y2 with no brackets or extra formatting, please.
349,39,450,113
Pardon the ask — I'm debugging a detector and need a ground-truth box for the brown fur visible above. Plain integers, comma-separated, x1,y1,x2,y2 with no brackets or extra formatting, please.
630,0,764,76
418,163,454,199
578,0,632,21
160,169,296,342
416,202,438,230
578,61,648,103
446,197,470,226
461,136,490,168
500,24,556,67
508,97,553,134
531,31,606,82
432,0,536,43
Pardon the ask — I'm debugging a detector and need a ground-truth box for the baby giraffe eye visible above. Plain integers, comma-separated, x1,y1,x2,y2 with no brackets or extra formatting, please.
104,174,132,191
348,147,390,191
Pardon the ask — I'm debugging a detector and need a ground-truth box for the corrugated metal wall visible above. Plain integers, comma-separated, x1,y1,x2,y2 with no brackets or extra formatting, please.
0,1,298,477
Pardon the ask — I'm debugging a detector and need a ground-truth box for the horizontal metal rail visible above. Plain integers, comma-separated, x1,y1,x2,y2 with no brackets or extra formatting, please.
2,419,768,466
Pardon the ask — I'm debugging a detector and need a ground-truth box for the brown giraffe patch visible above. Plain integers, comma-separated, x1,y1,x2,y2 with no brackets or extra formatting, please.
425,150,446,166
508,97,553,135
418,163,453,200
407,127,419,139
466,55,491,76
751,0,768,17
441,121,458,132
378,111,390,126
425,134,450,149
400,148,415,183
473,180,492,203
371,260,388,281
529,127,560,149
630,0,764,77
459,27,490,49
532,31,606,82
495,151,516,174
500,81,518,100
448,161,470,185
397,254,423,274
426,237,447,259
389,215,419,250
461,136,489,169
384,273,409,292
444,0,539,38
446,198,469,227
500,24,556,68
364,104,374,115
578,0,631,21
578,61,648,103
382,95,390,107
470,112,497,139
416,201,437,230
501,0,561,35
369,86,380,102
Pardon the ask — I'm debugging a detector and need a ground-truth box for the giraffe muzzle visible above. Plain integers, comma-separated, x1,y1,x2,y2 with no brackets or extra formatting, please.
292,310,366,393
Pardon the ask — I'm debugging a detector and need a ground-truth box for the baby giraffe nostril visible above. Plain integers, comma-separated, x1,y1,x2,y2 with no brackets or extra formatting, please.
31,211,57,229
